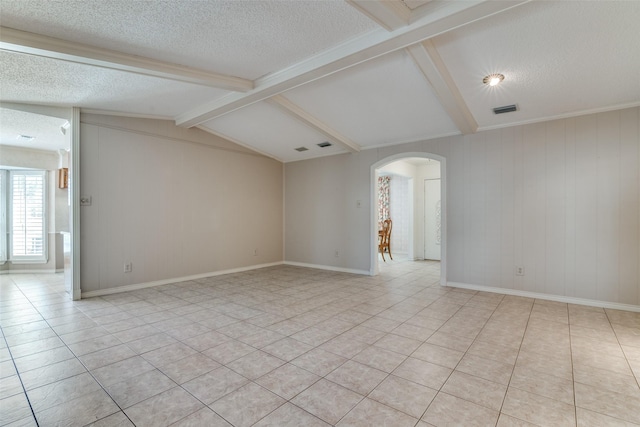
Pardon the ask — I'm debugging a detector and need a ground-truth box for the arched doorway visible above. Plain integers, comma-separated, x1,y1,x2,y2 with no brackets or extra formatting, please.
370,152,447,287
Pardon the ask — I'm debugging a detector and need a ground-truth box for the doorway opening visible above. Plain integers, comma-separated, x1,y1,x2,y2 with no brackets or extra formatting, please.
0,103,79,300
371,153,446,287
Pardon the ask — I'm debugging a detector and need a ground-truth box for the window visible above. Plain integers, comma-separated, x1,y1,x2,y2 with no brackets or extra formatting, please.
2,170,47,263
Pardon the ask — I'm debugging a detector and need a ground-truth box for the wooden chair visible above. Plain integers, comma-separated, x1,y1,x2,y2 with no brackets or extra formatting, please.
378,218,393,262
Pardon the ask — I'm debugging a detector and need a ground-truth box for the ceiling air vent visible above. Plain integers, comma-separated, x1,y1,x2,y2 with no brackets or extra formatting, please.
295,146,308,152
16,134,36,142
493,104,518,115
317,141,332,148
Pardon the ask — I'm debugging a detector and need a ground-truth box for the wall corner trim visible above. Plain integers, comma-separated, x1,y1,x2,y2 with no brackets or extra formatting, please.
447,281,640,313
80,262,284,298
283,261,370,276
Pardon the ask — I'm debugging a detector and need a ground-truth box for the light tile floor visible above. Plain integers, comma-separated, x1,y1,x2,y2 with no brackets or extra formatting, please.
1,258,639,426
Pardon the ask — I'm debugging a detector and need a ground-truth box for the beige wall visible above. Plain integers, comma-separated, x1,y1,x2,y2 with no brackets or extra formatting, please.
285,107,640,307
285,153,374,272
79,114,283,294
0,145,58,170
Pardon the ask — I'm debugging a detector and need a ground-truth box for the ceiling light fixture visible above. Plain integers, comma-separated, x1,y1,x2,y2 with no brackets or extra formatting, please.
483,73,505,86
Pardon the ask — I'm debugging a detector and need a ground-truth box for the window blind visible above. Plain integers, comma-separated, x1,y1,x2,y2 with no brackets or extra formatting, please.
0,172,6,262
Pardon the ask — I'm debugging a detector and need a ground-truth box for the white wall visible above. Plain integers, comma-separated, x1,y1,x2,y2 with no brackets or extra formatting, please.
388,175,410,255
284,107,640,306
54,181,69,233
379,160,416,178
79,114,283,294
415,161,441,260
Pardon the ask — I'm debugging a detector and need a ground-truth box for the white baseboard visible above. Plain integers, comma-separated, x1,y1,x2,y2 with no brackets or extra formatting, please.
447,281,640,313
81,262,283,298
283,261,370,276
0,269,64,274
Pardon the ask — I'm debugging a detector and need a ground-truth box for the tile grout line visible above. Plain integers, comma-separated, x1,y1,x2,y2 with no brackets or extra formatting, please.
428,292,519,426
567,306,577,427
604,309,640,390
471,295,531,426
243,269,448,426
298,277,436,426
0,276,41,427
413,292,471,423
0,333,39,427
335,275,454,424
5,263,636,426
3,263,443,426
11,276,136,426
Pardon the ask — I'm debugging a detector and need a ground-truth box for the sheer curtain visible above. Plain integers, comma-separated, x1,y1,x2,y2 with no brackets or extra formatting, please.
377,176,391,229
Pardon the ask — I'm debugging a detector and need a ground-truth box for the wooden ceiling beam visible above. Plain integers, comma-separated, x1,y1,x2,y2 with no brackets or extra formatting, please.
268,95,361,153
175,1,529,128
346,0,411,31
407,40,477,134
0,27,253,92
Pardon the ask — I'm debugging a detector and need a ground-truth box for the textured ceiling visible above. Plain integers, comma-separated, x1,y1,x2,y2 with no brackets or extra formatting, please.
1,0,639,161
0,108,69,152
201,101,349,161
0,0,377,80
434,0,640,129
0,51,230,117
284,49,459,149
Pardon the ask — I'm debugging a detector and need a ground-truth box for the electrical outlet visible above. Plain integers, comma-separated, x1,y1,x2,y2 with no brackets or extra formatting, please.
334,250,340,258
356,200,362,208
124,262,133,273
516,266,525,276
80,196,92,206
253,248,258,256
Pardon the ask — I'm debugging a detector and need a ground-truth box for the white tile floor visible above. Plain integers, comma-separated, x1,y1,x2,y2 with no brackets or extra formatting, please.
1,258,639,426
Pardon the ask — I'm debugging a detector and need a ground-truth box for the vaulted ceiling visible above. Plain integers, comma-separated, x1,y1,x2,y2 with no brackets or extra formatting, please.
1,0,639,161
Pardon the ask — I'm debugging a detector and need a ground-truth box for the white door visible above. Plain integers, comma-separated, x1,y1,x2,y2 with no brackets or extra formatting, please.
424,179,441,260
